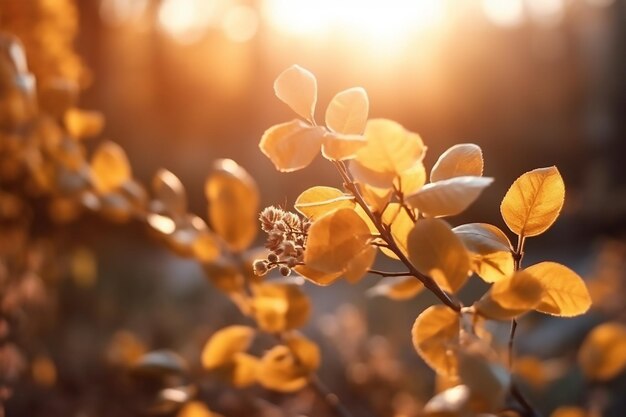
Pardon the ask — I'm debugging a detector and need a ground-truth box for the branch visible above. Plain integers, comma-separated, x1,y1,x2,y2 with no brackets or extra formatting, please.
367,269,411,278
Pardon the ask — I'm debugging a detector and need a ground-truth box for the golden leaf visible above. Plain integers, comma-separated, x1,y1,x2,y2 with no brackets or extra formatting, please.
191,231,221,263
405,176,493,218
64,108,104,140
350,159,397,189
474,297,529,321
430,143,484,183
578,322,626,381
152,169,187,216
488,270,543,310
412,305,460,376
324,87,369,135
206,159,259,251
367,275,424,300
321,132,367,160
500,166,565,238
379,203,414,260
453,223,514,283
252,283,311,333
304,207,371,274
274,65,317,122
230,352,259,388
91,141,131,193
394,162,427,195
259,119,324,172
201,325,255,370
343,244,376,283
257,334,320,392
525,262,591,317
294,186,354,220
293,264,343,286
358,183,393,213
407,219,471,293
352,119,425,188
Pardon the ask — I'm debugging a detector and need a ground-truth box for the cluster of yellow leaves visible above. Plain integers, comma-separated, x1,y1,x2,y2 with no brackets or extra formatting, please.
201,325,320,393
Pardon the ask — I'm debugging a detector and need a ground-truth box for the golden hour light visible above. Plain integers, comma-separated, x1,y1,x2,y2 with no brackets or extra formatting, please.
1,0,625,416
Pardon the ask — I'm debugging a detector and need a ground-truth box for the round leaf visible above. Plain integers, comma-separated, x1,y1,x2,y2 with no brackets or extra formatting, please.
259,119,324,172
252,283,311,333
274,65,317,122
294,186,354,220
91,141,131,193
578,322,626,381
412,305,460,376
202,325,255,370
325,87,369,135
321,132,367,160
430,143,484,183
500,166,565,238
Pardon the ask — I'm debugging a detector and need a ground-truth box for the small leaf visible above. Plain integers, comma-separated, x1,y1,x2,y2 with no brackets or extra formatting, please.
259,119,324,172
501,166,565,238
91,141,131,193
321,132,366,160
202,325,255,370
352,119,425,188
578,322,626,381
394,162,427,195
488,270,544,310
430,143,484,183
358,183,393,213
252,283,311,333
343,244,376,283
325,87,369,135
367,275,424,300
379,203,414,260
257,334,320,392
474,297,530,321
453,223,514,283
525,262,591,317
412,305,460,376
152,169,187,216
294,186,354,220
206,159,259,251
350,159,397,189
405,176,493,218
230,352,259,388
65,108,104,140
407,219,471,293
304,207,371,274
274,65,317,122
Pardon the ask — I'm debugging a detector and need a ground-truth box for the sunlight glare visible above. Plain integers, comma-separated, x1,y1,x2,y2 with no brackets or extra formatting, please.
482,0,525,28
158,0,218,43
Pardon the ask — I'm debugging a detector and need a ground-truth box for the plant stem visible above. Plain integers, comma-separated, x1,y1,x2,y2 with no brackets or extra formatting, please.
333,161,462,312
367,269,412,278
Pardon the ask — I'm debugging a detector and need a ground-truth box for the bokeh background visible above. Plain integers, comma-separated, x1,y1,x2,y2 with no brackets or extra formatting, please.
2,0,626,416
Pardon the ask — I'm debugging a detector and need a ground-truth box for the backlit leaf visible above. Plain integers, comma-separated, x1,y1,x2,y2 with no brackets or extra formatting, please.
352,119,425,188
412,305,460,376
407,219,471,293
405,176,493,218
304,207,371,274
294,186,354,220
475,296,529,321
202,325,255,370
394,162,427,195
525,262,591,317
321,132,366,160
65,108,104,140
430,144,484,183
274,65,317,122
453,223,513,283
293,264,343,286
379,203,414,260
500,166,565,238
152,169,187,216
91,141,131,193
325,87,369,135
252,283,310,333
257,334,320,392
488,270,544,310
343,244,376,283
206,159,259,251
230,353,259,388
578,322,626,381
367,275,424,300
259,119,324,172
358,183,393,213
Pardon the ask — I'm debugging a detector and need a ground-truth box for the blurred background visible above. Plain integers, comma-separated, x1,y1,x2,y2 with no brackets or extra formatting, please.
2,0,626,416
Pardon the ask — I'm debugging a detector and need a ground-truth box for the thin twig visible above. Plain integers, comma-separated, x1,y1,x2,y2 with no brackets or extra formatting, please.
367,269,412,278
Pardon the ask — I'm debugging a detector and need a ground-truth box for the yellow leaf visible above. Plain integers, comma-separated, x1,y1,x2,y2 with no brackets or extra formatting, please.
358,183,393,213
551,407,587,417
65,108,104,140
500,166,565,238
352,119,425,188
252,283,311,333
474,297,529,321
394,162,427,195
152,169,187,216
294,186,354,220
367,275,424,300
453,223,514,283
257,334,320,392
407,219,471,293
259,119,324,172
177,401,213,417
405,176,493,218
304,207,371,274
412,305,460,376
191,231,221,263
430,144,483,183
324,87,369,135
350,159,397,189
488,270,544,310
91,141,131,193
578,322,626,381
525,262,591,317
230,352,259,388
206,159,259,251
293,264,343,286
379,203,414,260
343,244,376,283
321,132,367,160
274,65,317,122
202,325,255,370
